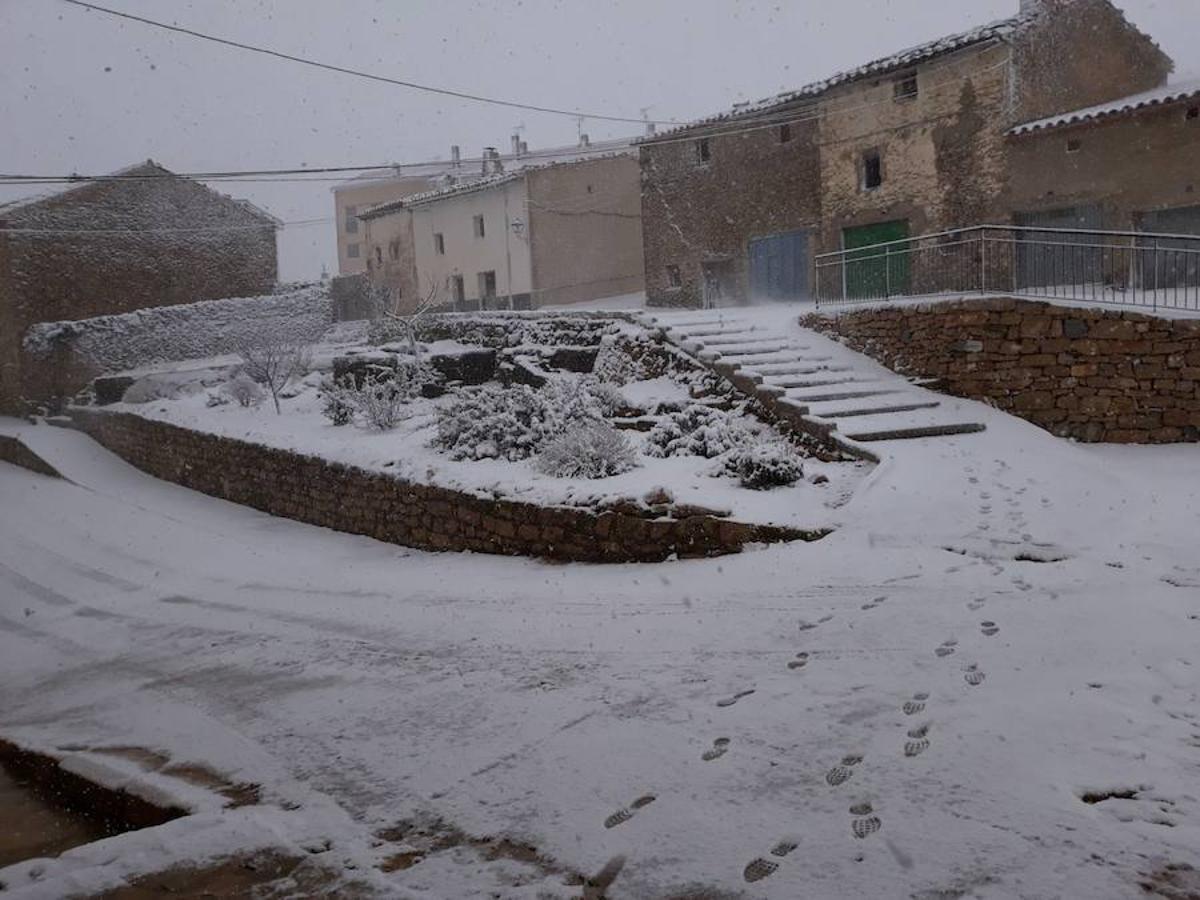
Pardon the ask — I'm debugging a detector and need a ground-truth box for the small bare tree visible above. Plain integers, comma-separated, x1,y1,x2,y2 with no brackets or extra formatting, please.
236,337,312,414
383,276,448,360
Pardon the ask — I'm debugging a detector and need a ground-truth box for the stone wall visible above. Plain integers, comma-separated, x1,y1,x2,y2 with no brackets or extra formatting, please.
68,409,822,562
0,433,62,478
803,297,1200,443
20,285,331,409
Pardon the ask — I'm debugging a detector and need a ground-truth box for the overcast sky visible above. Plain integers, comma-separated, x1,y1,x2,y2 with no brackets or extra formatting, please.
2,0,1195,281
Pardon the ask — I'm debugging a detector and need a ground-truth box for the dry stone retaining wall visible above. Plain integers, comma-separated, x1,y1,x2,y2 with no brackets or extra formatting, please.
68,408,820,562
0,433,62,478
803,297,1200,443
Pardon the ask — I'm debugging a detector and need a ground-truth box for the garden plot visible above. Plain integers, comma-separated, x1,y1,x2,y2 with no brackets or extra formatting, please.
100,332,868,533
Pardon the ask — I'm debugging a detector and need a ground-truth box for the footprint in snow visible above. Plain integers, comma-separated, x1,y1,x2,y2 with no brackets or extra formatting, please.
935,640,958,658
964,664,986,686
861,596,886,611
826,754,863,786
980,621,1000,637
701,738,730,762
603,794,656,829
902,692,929,715
743,837,800,882
787,652,809,670
967,598,986,611
716,689,755,708
904,723,931,758
849,802,882,839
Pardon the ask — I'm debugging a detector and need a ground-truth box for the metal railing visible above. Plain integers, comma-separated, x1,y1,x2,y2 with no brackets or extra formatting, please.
814,224,1200,312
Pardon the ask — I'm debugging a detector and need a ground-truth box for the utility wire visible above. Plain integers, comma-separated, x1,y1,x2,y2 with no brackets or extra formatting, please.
59,0,674,126
0,217,333,235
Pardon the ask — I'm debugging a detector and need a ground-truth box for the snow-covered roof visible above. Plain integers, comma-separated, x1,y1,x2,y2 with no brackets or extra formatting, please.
1009,79,1200,135
0,160,279,226
639,14,1024,143
358,147,636,220
335,136,637,197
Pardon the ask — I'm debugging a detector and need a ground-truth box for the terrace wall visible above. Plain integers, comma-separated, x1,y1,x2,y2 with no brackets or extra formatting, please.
803,297,1200,443
67,409,820,562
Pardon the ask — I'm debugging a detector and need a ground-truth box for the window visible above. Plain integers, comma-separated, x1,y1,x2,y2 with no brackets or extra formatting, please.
434,232,445,255
451,274,465,305
473,215,485,238
374,246,383,265
666,265,683,289
862,150,883,190
1066,138,1082,153
779,123,792,144
695,138,711,164
388,240,400,261
347,242,360,259
343,205,358,234
893,71,919,101
1187,106,1199,120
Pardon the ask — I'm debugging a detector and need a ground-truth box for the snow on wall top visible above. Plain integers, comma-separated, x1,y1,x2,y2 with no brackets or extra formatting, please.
23,285,332,374
1009,78,1200,134
638,14,1024,143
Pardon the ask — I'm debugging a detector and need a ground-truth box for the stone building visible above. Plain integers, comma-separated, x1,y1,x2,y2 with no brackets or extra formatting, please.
639,0,1173,308
0,160,279,412
359,152,644,312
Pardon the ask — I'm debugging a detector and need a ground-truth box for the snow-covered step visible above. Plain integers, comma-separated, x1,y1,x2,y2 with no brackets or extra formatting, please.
811,399,943,419
724,353,832,367
749,363,854,377
765,373,864,389
701,342,805,357
824,408,987,442
786,385,904,404
697,334,781,347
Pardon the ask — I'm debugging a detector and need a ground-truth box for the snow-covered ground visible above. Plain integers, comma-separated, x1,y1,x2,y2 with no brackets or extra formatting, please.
2,353,1200,898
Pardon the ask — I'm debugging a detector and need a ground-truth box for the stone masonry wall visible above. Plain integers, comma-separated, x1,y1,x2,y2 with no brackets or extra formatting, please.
0,433,62,479
803,297,1200,443
68,409,818,562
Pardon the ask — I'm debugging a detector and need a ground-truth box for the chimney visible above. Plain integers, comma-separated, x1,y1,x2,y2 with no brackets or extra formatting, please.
482,147,495,175
645,122,656,137
512,133,522,156
520,140,528,155
450,145,461,169
579,133,590,148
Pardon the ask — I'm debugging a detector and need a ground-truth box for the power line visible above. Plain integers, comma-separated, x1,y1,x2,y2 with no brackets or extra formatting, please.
60,0,674,126
0,217,333,235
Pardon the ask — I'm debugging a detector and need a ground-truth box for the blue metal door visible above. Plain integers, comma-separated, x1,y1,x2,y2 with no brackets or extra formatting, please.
749,230,810,301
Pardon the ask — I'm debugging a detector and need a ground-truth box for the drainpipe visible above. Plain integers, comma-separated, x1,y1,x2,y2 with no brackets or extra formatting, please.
503,186,514,310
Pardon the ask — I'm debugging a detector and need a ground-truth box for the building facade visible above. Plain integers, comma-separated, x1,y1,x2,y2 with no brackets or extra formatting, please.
0,161,279,412
639,0,1173,308
359,153,644,312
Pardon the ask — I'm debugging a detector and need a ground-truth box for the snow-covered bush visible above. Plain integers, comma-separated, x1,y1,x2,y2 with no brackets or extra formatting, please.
725,440,804,490
318,376,355,426
584,379,628,418
392,357,443,399
222,372,265,408
644,404,753,459
592,339,641,386
536,422,638,479
350,371,407,431
436,384,561,461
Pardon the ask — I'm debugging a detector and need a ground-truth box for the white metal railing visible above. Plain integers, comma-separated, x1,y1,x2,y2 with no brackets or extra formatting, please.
814,224,1200,312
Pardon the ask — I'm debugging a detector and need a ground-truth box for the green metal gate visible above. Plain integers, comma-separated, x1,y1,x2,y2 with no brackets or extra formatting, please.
842,220,911,299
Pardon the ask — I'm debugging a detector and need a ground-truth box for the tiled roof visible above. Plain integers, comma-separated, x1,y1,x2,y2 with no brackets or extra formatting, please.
1009,79,1200,135
357,146,636,219
638,14,1025,143
335,136,637,196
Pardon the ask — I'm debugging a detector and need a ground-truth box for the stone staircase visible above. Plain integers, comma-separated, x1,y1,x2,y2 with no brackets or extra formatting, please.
638,309,986,459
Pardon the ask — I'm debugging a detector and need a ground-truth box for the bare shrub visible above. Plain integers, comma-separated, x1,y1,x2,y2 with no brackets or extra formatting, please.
318,376,355,425
350,371,408,431
536,422,638,479
237,338,313,414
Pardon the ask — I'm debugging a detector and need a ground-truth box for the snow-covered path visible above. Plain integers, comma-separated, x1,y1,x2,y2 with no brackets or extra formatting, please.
1,411,1199,898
